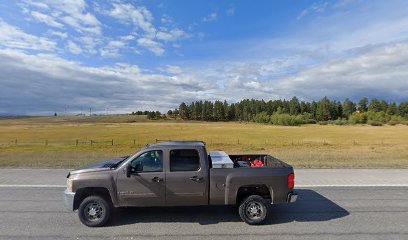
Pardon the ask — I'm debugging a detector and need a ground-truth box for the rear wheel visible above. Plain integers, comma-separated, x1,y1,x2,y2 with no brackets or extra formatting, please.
238,195,267,225
78,195,111,227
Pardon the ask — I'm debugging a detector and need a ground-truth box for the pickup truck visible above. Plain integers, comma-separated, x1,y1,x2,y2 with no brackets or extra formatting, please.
64,141,297,227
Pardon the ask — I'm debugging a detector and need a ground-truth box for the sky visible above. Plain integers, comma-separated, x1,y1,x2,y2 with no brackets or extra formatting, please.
0,0,407,115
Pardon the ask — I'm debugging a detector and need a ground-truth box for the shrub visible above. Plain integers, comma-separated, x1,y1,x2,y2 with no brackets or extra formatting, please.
254,112,271,124
318,121,328,125
368,120,383,126
300,113,314,123
270,113,307,126
308,119,317,124
334,118,348,125
366,111,391,123
349,112,368,124
388,116,406,125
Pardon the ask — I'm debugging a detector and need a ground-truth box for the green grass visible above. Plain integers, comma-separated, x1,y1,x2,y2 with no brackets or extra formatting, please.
0,116,407,168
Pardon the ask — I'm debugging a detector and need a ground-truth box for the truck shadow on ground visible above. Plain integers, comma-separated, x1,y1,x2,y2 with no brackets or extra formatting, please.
108,189,349,226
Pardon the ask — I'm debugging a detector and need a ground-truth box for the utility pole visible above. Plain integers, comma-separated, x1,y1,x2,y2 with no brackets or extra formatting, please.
89,107,92,116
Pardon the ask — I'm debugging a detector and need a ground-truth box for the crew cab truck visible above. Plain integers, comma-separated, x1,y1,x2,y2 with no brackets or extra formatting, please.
64,141,297,227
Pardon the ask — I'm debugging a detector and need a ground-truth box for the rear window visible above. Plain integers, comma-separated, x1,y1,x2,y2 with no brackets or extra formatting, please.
170,149,200,172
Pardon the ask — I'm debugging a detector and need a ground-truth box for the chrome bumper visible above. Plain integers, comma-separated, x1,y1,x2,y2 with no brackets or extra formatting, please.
63,189,75,211
287,192,298,203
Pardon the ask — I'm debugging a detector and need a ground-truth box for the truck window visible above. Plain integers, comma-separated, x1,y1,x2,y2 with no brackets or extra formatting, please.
130,150,163,173
170,149,200,172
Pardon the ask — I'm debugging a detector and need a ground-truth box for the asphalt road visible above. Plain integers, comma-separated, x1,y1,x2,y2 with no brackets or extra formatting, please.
0,186,407,240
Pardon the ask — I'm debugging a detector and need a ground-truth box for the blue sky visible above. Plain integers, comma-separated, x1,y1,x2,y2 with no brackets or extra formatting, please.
0,0,407,115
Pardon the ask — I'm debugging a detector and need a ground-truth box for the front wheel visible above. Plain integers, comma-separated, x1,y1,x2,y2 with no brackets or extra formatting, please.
238,195,268,225
78,195,111,227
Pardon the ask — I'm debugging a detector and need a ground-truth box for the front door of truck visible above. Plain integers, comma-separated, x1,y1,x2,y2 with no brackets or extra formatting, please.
116,150,165,207
165,148,208,206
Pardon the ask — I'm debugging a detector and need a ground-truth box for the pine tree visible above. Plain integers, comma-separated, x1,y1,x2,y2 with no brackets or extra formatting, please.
387,102,398,115
289,96,300,115
316,97,331,121
342,98,356,118
358,98,368,112
368,98,381,112
179,102,189,120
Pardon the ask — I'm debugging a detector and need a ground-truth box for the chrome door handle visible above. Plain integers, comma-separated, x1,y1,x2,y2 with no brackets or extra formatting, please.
152,177,163,182
189,176,203,182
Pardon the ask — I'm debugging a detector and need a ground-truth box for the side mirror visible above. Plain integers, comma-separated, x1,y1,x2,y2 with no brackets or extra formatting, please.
126,164,131,178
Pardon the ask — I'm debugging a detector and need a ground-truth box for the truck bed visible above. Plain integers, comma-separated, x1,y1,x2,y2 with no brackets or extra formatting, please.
209,153,290,168
208,154,293,205
228,154,291,168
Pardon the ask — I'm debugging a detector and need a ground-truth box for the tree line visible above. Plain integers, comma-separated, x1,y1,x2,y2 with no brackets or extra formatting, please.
170,97,408,126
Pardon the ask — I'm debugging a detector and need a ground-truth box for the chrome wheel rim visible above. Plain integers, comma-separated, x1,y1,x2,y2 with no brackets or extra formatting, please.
246,202,264,220
84,201,104,221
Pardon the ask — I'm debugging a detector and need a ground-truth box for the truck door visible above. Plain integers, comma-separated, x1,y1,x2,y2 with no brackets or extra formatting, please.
165,148,209,206
116,150,165,207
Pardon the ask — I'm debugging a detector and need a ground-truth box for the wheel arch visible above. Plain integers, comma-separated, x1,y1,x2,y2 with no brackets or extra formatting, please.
73,187,112,210
236,184,272,205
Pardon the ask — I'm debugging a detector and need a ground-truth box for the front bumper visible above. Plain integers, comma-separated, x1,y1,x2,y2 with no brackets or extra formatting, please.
63,189,76,211
287,192,298,203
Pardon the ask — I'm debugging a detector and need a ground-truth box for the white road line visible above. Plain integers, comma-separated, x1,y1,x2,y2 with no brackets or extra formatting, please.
296,184,408,187
0,184,66,188
0,184,407,188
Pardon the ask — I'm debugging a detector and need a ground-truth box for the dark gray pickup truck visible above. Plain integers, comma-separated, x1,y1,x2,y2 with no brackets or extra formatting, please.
64,141,297,227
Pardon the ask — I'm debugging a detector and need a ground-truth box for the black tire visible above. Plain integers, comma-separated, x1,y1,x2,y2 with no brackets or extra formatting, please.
78,195,111,227
238,195,267,225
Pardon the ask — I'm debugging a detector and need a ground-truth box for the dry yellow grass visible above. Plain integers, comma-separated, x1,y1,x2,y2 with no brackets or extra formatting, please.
0,116,407,168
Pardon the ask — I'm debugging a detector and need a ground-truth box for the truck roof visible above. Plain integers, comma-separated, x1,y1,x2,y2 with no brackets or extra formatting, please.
146,141,206,148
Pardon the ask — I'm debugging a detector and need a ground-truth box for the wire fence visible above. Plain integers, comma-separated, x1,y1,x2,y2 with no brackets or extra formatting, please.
0,137,398,148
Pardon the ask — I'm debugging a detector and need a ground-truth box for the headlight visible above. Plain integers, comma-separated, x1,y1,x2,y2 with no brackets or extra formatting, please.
66,177,73,192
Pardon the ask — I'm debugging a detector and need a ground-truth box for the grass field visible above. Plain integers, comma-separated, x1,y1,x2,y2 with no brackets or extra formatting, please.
0,116,407,168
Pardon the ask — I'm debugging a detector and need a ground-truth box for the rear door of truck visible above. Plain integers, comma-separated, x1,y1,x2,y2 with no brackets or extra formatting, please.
164,147,209,206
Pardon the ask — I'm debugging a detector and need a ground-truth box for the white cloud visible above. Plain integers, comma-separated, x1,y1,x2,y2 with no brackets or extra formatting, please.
78,36,102,54
100,40,127,57
102,2,190,56
226,8,235,16
218,43,408,101
297,1,330,20
0,19,56,51
161,15,173,24
48,30,68,39
30,11,64,28
202,12,217,22
156,28,188,42
108,3,155,34
67,41,82,54
22,0,102,35
0,49,208,115
21,0,49,10
99,35,136,57
164,65,182,74
137,37,165,56
273,43,408,100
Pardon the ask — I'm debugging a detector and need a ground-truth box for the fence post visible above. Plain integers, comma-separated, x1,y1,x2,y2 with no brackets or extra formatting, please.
111,139,114,146
133,139,136,145
15,139,17,145
237,138,240,145
76,139,78,146
91,140,93,146
45,140,48,146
